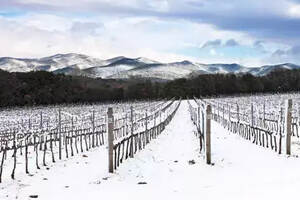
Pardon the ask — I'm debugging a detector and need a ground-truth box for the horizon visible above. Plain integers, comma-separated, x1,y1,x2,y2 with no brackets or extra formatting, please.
0,52,297,68
1,1,300,67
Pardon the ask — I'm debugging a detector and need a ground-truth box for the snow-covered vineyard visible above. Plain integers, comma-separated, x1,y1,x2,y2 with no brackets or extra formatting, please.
1,93,300,200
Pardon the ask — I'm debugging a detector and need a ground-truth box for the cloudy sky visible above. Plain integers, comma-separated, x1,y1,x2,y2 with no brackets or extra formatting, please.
1,0,300,66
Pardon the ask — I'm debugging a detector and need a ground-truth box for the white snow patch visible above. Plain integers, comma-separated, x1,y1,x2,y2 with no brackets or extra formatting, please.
1,101,300,200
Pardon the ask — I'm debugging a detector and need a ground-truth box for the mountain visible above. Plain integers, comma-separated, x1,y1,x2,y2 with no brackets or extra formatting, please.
0,53,106,73
248,63,300,76
108,61,206,80
1,53,300,80
200,63,248,74
83,57,153,78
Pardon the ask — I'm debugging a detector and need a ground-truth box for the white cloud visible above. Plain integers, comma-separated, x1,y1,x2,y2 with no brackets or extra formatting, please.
209,49,217,55
0,13,254,62
287,3,300,18
0,6,293,67
17,14,72,32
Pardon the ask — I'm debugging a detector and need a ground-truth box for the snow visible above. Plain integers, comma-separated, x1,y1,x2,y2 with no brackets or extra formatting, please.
136,57,158,64
1,100,300,200
88,64,138,78
110,63,203,80
1,54,300,79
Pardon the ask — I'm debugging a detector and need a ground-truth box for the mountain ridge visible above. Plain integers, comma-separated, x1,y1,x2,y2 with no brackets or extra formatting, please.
0,53,299,80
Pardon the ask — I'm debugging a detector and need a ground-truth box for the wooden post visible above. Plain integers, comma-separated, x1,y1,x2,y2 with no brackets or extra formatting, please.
236,104,240,122
298,102,300,123
40,111,43,129
202,107,205,148
130,106,134,158
107,107,114,173
145,110,148,144
58,109,62,160
251,103,254,127
206,104,212,165
217,103,220,123
197,106,203,152
228,104,231,122
222,104,225,126
29,118,31,129
160,108,162,124
92,110,95,148
285,99,292,155
197,106,201,131
263,102,266,128
280,107,284,123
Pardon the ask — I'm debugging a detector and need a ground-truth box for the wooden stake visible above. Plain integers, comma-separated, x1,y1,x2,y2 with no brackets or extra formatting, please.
206,104,212,165
263,102,266,128
236,104,240,122
107,107,114,173
40,112,43,129
58,109,62,160
130,106,134,158
251,103,254,127
285,99,292,155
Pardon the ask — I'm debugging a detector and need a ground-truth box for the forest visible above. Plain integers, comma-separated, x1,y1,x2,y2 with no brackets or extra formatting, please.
0,68,299,107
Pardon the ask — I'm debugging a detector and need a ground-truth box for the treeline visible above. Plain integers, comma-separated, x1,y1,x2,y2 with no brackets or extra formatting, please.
163,68,300,98
1,68,300,107
0,70,125,107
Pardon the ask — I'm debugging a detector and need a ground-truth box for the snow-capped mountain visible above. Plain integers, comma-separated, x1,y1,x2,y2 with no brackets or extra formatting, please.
199,63,248,74
0,53,299,80
0,53,106,73
107,61,207,80
248,63,300,76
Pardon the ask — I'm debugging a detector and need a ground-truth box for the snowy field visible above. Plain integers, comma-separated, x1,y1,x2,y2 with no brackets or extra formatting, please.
1,100,300,200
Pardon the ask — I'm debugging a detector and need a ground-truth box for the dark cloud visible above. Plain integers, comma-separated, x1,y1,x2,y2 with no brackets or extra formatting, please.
202,39,240,49
225,39,239,47
268,45,300,64
253,41,269,53
254,41,264,48
201,39,221,48
272,49,286,56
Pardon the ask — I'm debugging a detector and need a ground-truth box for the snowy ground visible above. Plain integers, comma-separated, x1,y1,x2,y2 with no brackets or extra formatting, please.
1,101,300,200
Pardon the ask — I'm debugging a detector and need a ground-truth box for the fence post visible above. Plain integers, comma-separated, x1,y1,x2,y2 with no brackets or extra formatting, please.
197,106,203,152
40,111,43,129
280,107,284,123
107,107,114,173
206,104,212,165
58,108,62,160
71,116,74,132
298,102,300,123
29,118,31,129
160,108,162,124
145,110,148,144
197,106,201,131
285,99,292,155
228,104,231,122
251,103,254,127
236,104,240,122
202,107,205,149
217,103,220,123
130,106,134,158
92,110,95,148
159,109,162,133
222,104,225,126
263,102,266,128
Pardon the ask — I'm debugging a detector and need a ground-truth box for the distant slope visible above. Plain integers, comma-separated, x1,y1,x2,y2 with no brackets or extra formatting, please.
248,63,300,76
83,57,151,78
1,53,300,80
108,61,206,80
0,53,106,73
